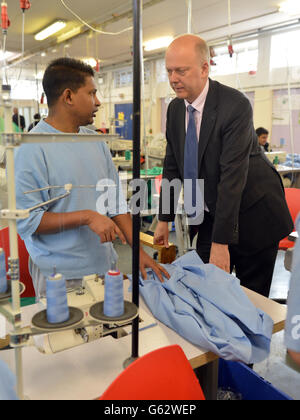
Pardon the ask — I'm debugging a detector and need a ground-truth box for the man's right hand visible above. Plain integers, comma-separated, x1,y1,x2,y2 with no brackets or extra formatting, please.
85,211,127,245
154,221,170,248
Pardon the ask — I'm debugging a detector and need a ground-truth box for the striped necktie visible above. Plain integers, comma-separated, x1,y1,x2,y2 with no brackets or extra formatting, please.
184,105,200,220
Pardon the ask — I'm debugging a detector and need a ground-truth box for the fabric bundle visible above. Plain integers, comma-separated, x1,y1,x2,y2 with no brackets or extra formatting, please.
139,251,274,364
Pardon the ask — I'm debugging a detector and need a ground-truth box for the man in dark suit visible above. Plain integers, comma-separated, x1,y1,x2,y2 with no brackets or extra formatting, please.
12,107,25,132
154,35,293,297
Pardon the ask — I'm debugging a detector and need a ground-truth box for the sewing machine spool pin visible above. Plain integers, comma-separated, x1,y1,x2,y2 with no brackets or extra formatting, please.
31,307,84,332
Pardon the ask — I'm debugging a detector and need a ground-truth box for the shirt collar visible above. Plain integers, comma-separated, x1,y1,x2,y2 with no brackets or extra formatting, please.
185,79,210,113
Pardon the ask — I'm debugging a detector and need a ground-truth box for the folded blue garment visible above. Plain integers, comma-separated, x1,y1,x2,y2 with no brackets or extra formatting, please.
138,251,274,364
0,360,18,400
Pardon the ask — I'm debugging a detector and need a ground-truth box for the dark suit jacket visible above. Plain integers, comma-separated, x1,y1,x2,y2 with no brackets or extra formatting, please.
159,79,293,252
12,114,25,131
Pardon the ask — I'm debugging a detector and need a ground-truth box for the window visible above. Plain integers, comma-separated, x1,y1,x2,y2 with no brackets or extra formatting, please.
98,73,107,85
10,79,43,101
270,29,300,69
156,59,168,83
210,40,258,76
114,69,133,88
114,64,150,88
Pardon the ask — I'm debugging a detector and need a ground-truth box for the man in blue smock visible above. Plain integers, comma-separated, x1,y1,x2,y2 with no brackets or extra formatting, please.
285,216,300,366
15,58,169,298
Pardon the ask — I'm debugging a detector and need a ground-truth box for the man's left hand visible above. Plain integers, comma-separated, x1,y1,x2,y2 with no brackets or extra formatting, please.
140,250,170,283
209,243,230,273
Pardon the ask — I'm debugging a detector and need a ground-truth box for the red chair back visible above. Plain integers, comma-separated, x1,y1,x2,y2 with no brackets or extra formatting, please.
0,227,35,298
99,345,205,401
279,188,300,251
155,174,163,195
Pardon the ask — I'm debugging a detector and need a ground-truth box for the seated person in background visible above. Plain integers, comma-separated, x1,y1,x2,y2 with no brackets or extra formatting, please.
28,113,41,132
285,216,300,367
15,57,169,299
256,127,270,152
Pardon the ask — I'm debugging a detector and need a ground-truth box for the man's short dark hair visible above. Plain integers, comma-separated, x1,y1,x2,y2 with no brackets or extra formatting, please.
256,127,269,137
42,57,95,107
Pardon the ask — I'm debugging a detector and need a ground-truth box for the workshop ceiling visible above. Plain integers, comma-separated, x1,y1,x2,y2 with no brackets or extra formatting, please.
1,0,299,71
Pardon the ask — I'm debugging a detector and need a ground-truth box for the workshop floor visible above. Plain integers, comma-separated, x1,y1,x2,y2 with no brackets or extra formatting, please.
115,232,300,400
254,251,300,401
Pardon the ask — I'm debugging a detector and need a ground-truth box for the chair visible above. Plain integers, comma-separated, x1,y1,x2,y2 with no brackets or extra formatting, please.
0,227,35,298
279,188,300,251
99,345,205,400
154,174,163,196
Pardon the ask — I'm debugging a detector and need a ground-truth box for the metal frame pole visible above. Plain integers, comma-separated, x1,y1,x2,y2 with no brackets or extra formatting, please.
131,0,142,361
1,85,24,399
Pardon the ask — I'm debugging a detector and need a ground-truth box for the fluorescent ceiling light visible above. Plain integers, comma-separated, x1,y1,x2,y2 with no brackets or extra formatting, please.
279,0,300,15
57,26,81,43
144,36,174,52
35,21,67,41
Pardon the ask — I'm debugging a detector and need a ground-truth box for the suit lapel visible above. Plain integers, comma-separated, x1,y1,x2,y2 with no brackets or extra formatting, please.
198,80,218,171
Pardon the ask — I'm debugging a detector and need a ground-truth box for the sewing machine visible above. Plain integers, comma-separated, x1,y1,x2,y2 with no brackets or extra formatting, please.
265,151,287,164
1,274,155,357
2,275,139,344
146,133,167,168
112,156,133,171
108,139,133,170
110,139,133,152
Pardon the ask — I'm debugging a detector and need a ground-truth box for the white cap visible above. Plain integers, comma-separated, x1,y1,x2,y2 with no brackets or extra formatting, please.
64,184,73,192
48,273,63,282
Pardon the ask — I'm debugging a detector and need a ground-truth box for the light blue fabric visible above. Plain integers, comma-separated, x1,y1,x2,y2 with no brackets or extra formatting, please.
0,360,18,400
284,154,300,168
285,216,300,352
15,120,128,279
138,251,274,364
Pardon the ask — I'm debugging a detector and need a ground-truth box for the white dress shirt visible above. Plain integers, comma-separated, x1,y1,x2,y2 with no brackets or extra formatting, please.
184,79,210,141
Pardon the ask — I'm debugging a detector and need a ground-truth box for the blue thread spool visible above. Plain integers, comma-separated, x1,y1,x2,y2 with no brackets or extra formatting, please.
46,273,70,324
104,270,124,318
0,249,7,294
